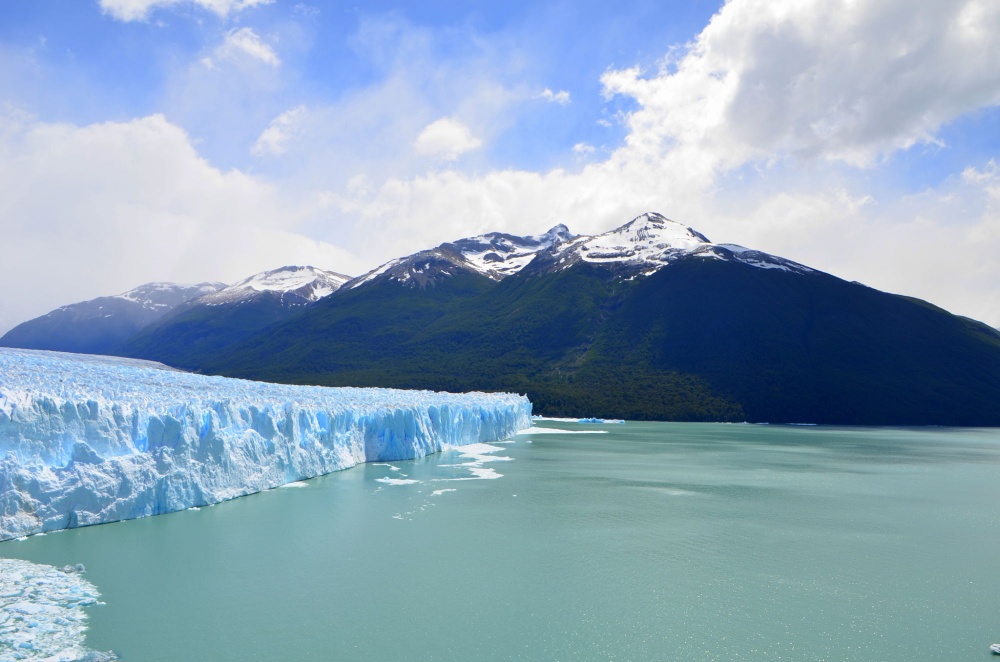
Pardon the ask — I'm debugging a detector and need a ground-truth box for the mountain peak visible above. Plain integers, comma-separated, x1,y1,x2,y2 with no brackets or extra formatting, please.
541,223,576,243
598,212,712,251
528,212,811,278
116,281,226,308
201,266,351,305
349,225,579,289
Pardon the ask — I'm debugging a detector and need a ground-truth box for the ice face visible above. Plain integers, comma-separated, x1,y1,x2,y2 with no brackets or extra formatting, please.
0,348,532,541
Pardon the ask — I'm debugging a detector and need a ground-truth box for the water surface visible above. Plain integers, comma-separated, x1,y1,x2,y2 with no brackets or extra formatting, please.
3,422,1000,660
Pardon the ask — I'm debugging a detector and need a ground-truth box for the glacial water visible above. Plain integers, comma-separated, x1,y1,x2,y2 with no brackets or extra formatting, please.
3,421,1000,661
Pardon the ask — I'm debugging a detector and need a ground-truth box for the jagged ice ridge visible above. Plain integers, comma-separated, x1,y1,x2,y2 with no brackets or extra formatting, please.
0,348,532,541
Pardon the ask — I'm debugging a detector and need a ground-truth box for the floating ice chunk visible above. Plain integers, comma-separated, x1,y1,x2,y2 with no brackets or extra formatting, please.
0,558,116,661
430,488,457,496
435,442,511,481
0,348,531,541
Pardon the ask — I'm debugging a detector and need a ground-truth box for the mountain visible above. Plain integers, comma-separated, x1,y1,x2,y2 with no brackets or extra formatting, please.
346,224,576,289
195,213,1000,426
0,282,225,355
120,266,350,367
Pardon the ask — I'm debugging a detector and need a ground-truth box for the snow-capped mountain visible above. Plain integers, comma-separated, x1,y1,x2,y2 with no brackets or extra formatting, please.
198,266,351,306
200,211,1000,426
12,211,1000,425
350,213,810,290
0,281,225,355
349,225,576,289
527,212,813,278
116,281,227,310
120,266,352,368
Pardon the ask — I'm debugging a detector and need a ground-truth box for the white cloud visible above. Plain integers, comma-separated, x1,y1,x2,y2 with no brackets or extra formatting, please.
0,112,357,335
722,175,1000,330
601,0,1000,168
538,88,571,105
212,27,280,67
413,118,483,161
572,142,595,155
99,0,272,22
252,106,307,156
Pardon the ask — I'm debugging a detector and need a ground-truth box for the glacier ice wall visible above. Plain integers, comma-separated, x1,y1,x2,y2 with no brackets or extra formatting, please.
0,348,532,541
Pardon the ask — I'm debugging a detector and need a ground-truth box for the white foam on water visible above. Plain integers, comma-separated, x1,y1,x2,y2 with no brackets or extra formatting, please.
515,427,608,435
0,558,116,662
279,481,309,489
371,463,402,472
433,466,503,481
430,489,457,496
375,477,420,486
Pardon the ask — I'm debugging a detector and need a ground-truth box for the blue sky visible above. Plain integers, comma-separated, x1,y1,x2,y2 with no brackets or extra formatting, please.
1,0,999,333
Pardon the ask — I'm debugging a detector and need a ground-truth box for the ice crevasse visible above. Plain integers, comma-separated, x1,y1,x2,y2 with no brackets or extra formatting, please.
0,348,532,541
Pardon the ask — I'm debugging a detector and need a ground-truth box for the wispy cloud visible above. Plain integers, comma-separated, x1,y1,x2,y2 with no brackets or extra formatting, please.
100,0,273,22
210,27,280,67
252,106,307,156
537,88,571,105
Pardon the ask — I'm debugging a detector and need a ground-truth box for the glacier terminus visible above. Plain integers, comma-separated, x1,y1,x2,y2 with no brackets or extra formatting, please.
0,348,532,541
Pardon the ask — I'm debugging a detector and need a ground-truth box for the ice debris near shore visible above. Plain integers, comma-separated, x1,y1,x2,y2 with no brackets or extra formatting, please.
0,348,532,541
0,558,116,662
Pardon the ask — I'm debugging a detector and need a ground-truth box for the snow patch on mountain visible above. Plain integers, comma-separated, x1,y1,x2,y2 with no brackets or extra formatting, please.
114,281,226,310
446,224,577,279
540,213,814,277
198,266,351,305
349,225,576,289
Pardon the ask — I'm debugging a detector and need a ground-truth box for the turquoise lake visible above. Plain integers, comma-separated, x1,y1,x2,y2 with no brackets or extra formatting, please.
3,421,1000,660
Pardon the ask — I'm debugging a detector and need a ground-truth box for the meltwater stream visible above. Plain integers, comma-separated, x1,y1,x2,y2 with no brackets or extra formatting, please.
3,421,1000,661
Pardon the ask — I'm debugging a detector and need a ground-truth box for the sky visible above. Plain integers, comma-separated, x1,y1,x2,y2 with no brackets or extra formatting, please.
1,0,999,334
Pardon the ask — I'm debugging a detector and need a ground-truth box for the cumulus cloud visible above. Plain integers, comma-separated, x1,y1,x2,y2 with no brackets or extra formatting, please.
413,118,483,161
601,0,1000,168
538,88,571,105
210,27,280,67
0,112,357,334
100,0,273,22
252,106,307,156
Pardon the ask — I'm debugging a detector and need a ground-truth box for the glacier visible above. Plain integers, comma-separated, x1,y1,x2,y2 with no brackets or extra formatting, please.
0,348,532,541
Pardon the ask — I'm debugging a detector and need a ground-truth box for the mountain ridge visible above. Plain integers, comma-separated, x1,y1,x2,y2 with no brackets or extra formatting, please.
0,281,226,355
7,212,1000,426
